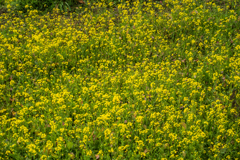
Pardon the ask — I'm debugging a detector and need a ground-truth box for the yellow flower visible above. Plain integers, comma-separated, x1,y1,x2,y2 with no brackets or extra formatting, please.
108,148,114,153
40,155,48,160
86,150,92,156
136,116,144,123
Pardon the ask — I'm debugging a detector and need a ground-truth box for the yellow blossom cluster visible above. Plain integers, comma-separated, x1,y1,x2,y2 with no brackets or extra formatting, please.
0,0,240,159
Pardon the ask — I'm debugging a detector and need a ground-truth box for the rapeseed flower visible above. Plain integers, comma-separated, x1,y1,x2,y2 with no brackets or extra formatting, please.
0,0,240,159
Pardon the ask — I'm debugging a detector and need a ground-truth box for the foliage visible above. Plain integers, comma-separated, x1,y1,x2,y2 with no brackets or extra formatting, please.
0,0,4,6
5,0,80,16
0,0,240,159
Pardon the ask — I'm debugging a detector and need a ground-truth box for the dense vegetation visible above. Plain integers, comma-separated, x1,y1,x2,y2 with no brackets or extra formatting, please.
0,0,240,159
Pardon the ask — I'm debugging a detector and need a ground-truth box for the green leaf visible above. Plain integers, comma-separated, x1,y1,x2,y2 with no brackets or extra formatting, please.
67,141,74,150
65,2,71,11
64,5,67,12
51,153,58,158
59,2,63,12
220,147,227,154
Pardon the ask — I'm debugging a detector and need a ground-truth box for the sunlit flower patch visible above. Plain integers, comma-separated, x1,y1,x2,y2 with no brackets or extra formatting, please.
0,0,240,159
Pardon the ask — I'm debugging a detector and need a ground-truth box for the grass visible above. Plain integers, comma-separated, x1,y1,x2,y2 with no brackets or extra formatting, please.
0,0,240,159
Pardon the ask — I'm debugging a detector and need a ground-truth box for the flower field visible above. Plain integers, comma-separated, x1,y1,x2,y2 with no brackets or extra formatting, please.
0,0,240,159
